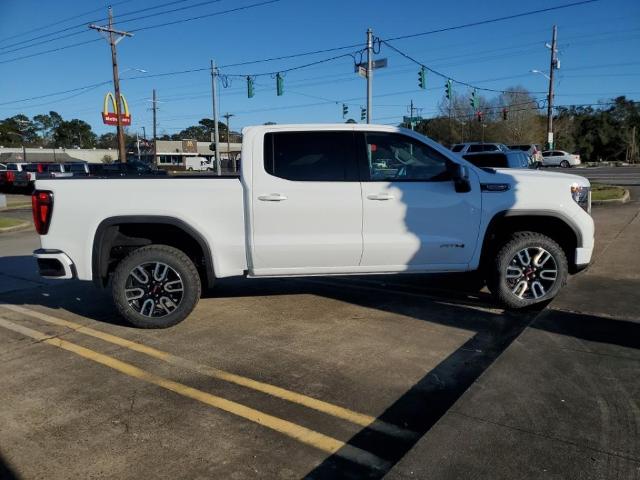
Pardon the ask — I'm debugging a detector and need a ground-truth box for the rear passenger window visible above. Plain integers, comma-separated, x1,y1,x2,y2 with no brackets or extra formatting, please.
467,145,483,153
451,145,463,152
264,132,356,181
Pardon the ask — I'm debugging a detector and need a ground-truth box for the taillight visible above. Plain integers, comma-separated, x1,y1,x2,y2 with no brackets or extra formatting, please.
32,190,54,235
6,171,15,183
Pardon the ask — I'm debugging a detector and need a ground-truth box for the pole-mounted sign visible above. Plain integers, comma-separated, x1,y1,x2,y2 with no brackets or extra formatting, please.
102,92,131,126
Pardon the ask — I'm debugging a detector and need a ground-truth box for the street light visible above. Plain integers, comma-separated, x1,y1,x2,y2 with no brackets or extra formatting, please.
121,67,147,76
530,69,551,81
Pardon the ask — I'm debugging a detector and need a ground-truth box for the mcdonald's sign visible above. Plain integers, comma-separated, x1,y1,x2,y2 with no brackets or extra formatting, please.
102,92,131,126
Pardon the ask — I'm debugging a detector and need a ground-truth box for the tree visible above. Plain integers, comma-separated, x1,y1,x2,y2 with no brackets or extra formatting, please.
0,114,39,146
53,119,97,148
32,111,63,146
97,133,117,149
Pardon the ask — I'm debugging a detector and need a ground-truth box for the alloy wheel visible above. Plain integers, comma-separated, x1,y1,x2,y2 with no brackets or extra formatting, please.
124,262,184,317
505,247,558,300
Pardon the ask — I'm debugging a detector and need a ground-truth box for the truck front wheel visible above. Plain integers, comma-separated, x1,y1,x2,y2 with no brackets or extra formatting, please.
112,244,201,328
487,231,568,309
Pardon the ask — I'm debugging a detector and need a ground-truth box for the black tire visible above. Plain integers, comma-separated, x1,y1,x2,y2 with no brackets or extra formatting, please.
112,244,201,328
560,160,570,168
487,231,567,309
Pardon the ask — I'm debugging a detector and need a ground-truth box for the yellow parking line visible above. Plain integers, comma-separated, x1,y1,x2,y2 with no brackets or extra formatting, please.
0,317,389,471
0,304,415,440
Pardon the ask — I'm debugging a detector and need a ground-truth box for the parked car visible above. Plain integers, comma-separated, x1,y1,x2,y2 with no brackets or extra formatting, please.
86,160,167,177
451,142,510,154
509,144,543,164
462,151,537,170
541,150,581,168
0,162,31,191
32,124,594,328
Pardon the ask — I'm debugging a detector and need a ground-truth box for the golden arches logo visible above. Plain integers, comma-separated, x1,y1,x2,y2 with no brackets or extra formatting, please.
102,92,131,126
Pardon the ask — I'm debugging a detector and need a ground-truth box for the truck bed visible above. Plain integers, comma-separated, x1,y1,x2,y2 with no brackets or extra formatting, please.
36,176,248,280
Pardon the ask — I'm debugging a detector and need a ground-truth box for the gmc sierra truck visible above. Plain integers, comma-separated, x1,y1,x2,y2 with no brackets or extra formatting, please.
32,124,594,328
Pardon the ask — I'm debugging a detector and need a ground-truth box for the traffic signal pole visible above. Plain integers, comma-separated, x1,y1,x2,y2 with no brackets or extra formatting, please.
89,8,132,163
366,28,373,124
210,60,221,175
546,25,558,150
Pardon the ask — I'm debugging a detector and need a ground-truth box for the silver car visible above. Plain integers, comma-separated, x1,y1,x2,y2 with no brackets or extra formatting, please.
541,150,581,168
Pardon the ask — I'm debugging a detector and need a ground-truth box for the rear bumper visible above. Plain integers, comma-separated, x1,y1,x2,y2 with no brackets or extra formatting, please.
33,249,76,279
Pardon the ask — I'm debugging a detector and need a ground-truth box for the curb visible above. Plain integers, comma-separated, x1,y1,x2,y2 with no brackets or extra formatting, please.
0,203,32,211
0,221,31,234
592,188,630,205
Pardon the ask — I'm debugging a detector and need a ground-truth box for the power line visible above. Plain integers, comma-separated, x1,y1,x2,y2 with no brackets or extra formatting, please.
0,38,102,65
380,40,547,94
382,0,600,42
0,0,199,51
0,0,282,65
0,81,112,106
0,0,134,46
128,0,282,33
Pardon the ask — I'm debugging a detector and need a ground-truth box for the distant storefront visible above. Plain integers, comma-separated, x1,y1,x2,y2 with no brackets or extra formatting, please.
147,139,242,170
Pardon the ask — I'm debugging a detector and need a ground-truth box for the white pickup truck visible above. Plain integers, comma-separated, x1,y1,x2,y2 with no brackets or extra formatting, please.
32,124,594,328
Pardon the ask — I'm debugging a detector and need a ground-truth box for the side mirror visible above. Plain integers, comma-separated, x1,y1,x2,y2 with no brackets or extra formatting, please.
452,163,471,193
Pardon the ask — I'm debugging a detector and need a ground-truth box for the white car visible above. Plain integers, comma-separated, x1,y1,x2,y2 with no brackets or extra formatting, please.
31,124,594,327
542,150,581,168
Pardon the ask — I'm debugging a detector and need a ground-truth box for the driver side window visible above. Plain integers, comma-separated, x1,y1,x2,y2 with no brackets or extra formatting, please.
364,132,450,181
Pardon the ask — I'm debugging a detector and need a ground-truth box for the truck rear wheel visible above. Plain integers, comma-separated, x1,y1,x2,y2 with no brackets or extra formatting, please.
487,231,567,309
112,244,201,328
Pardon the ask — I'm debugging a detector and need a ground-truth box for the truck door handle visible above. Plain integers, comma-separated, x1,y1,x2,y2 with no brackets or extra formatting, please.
258,193,288,202
367,193,394,201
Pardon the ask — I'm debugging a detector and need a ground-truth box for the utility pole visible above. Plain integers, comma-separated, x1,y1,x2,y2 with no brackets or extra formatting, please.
210,60,221,175
151,89,158,141
546,25,558,150
89,7,132,163
366,28,373,124
223,113,235,172
136,132,141,161
408,100,416,130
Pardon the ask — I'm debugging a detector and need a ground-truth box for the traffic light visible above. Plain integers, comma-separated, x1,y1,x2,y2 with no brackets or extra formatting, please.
342,104,349,118
445,79,452,100
476,110,484,123
470,89,480,110
418,66,426,89
247,76,254,98
276,73,284,96
360,107,366,121
502,108,508,121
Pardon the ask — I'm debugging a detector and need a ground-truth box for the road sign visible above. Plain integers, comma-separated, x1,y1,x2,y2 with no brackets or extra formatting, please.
354,58,388,77
403,116,423,123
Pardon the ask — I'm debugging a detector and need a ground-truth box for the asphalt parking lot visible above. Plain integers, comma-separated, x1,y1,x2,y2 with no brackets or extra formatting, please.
0,184,638,479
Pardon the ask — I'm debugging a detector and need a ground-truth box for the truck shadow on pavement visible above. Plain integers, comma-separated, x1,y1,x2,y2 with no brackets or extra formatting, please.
2,259,638,479
0,452,19,480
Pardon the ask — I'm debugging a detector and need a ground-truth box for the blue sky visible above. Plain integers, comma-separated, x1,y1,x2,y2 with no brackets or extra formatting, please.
1,0,639,136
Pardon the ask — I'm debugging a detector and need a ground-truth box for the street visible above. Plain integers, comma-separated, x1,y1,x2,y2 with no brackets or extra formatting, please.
0,189,638,479
549,165,640,186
